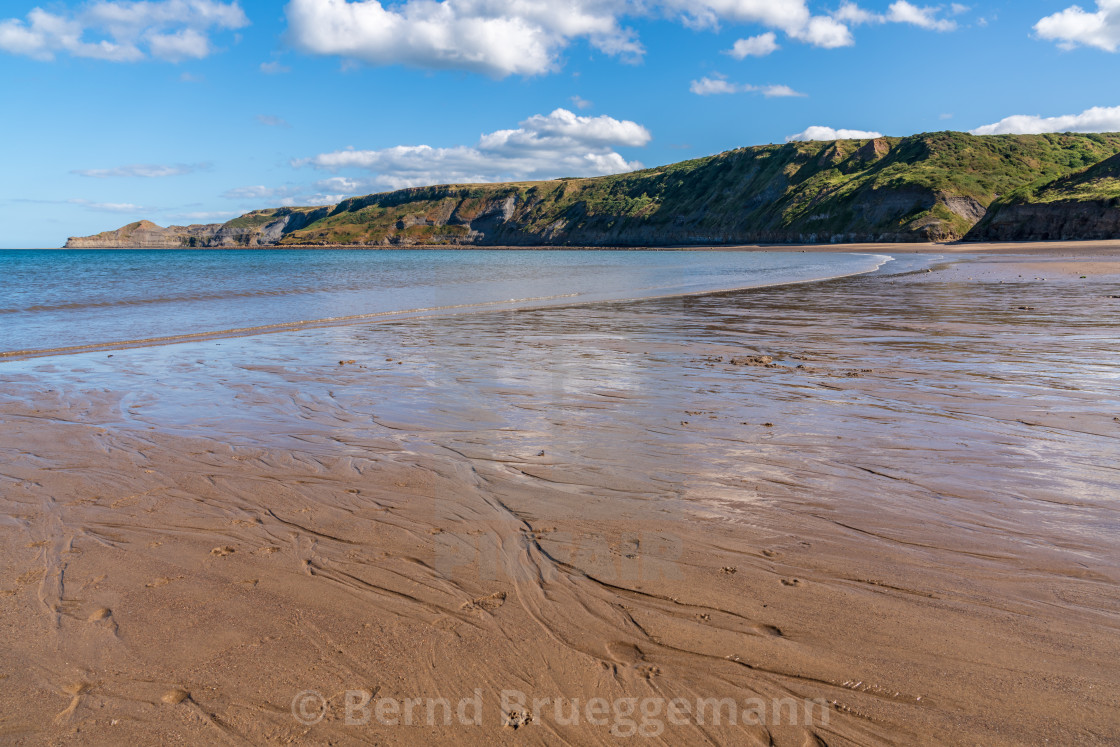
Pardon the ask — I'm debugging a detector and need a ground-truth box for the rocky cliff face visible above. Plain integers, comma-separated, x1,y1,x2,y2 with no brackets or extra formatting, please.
65,208,330,248
967,201,1120,241
965,150,1120,241
65,220,223,248
66,132,1120,248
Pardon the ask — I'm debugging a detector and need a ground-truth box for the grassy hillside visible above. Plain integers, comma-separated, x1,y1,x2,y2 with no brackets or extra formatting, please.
68,132,1120,248
965,150,1120,241
992,151,1120,205
271,131,1120,245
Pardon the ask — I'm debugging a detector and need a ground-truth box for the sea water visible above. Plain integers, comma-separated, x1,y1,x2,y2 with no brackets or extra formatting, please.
0,249,892,357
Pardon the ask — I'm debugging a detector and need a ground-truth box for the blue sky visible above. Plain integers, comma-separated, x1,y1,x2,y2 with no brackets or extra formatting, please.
1,0,1119,246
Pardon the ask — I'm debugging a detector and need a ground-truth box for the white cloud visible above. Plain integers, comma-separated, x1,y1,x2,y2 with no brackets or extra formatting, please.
570,95,593,110
68,198,146,212
284,0,962,76
761,84,806,97
786,126,883,141
833,2,881,25
727,32,779,58
285,0,642,77
314,176,374,193
1035,1,1120,52
147,27,211,60
790,15,854,46
222,185,302,202
294,107,651,189
260,60,291,73
831,1,957,32
690,76,740,95
217,179,375,209
690,75,805,97
72,163,206,178
171,210,241,221
887,1,957,31
970,104,1120,135
0,1,247,62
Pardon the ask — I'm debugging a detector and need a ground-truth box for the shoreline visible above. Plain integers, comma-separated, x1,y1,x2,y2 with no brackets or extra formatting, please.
1,245,1118,743
14,237,1120,253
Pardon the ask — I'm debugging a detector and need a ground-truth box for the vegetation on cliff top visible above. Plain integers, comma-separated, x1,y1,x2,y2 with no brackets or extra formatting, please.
993,151,1120,206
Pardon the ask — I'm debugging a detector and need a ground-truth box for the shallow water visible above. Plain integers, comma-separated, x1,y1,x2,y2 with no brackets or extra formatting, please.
0,249,890,356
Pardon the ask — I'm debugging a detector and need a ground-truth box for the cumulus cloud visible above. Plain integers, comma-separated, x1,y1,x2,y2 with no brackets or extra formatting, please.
294,108,651,189
1035,1,1120,51
72,163,207,178
690,75,805,97
832,1,957,32
285,0,642,77
0,0,247,62
970,105,1120,135
284,0,960,76
886,1,957,30
727,32,780,58
786,126,883,141
570,95,593,110
790,15,855,46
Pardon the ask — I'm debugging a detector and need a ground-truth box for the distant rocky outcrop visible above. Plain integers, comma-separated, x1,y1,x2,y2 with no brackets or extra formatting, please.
67,132,1120,248
65,220,221,248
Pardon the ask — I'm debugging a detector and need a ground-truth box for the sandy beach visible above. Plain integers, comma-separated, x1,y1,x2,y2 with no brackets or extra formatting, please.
1,244,1119,745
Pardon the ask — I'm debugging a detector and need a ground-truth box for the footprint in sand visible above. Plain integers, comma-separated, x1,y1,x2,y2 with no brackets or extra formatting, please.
17,568,45,585
762,549,781,558
460,591,507,612
87,607,112,622
145,575,183,588
210,546,236,557
606,641,645,666
55,683,91,722
781,578,802,587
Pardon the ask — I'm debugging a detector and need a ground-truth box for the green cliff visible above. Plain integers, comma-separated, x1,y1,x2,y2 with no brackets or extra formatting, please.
66,132,1120,248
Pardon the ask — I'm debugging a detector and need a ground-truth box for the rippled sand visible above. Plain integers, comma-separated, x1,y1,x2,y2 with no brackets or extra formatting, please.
1,248,1118,744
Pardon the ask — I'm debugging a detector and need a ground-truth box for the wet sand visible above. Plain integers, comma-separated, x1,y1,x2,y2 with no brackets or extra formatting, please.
1,246,1119,745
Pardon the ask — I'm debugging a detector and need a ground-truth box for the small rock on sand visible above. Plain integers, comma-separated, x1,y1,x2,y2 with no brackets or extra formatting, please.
730,355,774,367
161,689,190,705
